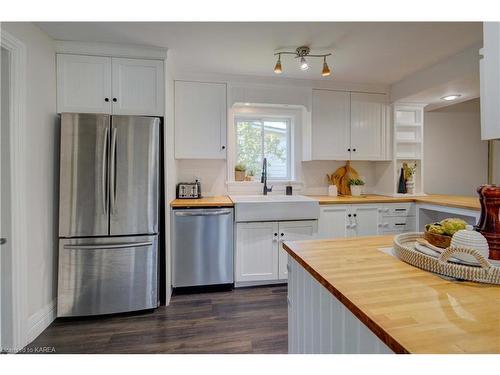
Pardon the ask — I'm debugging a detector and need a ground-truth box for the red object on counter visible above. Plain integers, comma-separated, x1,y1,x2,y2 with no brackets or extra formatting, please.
477,184,500,260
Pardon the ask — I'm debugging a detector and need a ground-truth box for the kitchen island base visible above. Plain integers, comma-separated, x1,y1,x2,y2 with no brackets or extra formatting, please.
288,256,393,354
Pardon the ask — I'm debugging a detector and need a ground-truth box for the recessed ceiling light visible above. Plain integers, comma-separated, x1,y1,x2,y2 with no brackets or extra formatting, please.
441,94,462,101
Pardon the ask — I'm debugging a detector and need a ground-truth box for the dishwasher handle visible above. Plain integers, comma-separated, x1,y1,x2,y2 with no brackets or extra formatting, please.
174,209,232,217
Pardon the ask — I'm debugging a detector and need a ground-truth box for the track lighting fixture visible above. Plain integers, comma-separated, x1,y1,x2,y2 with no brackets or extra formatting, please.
273,46,332,77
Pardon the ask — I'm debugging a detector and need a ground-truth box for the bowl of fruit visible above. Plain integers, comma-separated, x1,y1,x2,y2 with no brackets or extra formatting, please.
424,218,468,249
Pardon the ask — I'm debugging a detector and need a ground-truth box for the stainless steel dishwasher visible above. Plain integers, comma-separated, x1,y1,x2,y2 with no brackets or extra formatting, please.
172,207,234,289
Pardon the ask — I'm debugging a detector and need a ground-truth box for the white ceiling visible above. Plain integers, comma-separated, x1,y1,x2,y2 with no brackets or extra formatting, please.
36,22,482,85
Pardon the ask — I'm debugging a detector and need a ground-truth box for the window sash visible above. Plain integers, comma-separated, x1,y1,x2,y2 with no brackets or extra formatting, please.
235,116,291,181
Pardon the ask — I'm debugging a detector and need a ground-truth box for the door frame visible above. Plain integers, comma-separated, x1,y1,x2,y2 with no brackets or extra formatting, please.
1,30,28,352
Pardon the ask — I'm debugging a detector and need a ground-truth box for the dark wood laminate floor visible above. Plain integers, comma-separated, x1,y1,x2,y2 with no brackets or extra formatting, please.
25,285,288,354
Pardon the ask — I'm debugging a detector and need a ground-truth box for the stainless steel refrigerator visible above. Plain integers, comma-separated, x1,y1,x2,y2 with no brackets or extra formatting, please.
57,113,160,317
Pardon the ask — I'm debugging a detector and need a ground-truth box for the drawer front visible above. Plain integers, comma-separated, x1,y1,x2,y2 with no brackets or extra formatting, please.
379,216,416,233
379,203,415,217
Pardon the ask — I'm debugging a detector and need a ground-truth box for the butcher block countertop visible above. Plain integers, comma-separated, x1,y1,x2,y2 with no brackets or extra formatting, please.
282,235,500,354
170,196,234,208
170,194,479,211
309,194,480,211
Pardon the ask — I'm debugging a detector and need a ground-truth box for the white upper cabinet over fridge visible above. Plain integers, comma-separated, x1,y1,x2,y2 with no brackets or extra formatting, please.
111,58,164,116
174,81,227,159
57,54,112,114
57,54,164,116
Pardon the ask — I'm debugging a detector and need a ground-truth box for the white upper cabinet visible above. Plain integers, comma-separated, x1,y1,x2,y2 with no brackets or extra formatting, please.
111,58,164,116
350,93,387,160
57,54,164,116
174,81,227,159
305,89,389,161
480,22,500,140
57,54,112,114
311,89,351,160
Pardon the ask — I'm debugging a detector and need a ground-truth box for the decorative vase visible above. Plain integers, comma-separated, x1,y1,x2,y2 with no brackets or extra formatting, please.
397,167,407,194
328,185,338,197
235,170,245,181
351,185,362,196
406,178,415,195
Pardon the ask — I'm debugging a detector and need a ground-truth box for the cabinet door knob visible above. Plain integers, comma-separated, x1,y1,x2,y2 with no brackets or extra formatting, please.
221,145,226,150
348,214,352,217
347,148,351,152
353,148,357,152
104,98,109,102
280,233,284,237
274,233,278,237
112,98,117,102
353,213,357,217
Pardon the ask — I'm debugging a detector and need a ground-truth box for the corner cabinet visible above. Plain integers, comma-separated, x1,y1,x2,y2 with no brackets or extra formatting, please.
305,89,390,161
174,81,227,159
57,54,164,116
480,22,500,140
235,220,318,285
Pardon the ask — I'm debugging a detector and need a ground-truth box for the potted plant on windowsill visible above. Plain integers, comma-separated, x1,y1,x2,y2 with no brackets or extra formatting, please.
235,163,246,182
349,178,365,196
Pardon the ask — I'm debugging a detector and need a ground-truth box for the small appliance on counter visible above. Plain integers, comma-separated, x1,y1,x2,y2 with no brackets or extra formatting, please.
176,180,202,199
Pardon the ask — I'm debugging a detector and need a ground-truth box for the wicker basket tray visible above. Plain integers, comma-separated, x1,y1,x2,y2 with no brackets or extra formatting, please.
393,232,500,285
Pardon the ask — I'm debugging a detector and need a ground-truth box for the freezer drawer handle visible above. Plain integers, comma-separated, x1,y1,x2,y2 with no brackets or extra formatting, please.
174,210,232,217
64,241,153,250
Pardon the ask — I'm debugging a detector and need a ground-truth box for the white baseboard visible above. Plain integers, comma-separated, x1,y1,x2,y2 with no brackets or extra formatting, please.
26,299,57,345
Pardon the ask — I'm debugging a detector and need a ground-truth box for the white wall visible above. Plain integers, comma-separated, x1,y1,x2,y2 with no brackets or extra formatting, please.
424,100,488,196
1,23,58,343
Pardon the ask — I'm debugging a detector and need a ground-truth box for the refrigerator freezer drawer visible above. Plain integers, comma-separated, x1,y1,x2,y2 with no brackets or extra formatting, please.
57,235,158,317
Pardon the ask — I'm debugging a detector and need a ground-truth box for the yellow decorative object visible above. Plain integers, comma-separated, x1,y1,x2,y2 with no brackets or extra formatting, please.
326,161,359,196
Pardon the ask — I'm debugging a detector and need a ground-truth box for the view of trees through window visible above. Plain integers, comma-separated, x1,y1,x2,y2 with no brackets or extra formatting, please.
235,118,290,180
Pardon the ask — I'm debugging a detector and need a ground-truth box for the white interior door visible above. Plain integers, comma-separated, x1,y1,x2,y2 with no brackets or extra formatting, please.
278,221,318,280
0,46,12,351
235,222,279,282
350,93,386,160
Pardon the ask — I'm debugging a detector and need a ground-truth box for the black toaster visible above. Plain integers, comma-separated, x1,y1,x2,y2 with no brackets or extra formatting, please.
176,181,202,199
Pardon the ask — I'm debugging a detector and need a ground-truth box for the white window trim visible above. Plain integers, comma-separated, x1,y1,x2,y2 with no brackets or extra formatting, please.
227,105,306,194
234,115,292,181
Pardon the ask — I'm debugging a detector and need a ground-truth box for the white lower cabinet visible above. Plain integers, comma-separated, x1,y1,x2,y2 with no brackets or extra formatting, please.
235,220,318,285
318,203,416,239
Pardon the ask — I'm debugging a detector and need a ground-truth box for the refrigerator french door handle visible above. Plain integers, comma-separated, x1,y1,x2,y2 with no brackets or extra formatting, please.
64,241,153,250
102,127,109,215
110,127,117,214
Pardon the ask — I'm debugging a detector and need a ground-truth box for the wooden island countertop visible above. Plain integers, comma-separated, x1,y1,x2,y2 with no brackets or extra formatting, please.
283,235,500,354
